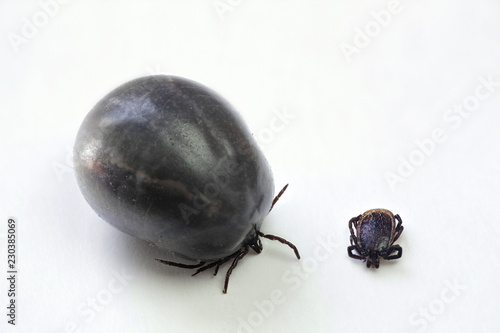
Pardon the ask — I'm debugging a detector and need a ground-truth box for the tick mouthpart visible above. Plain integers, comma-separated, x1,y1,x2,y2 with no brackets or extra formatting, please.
248,235,263,254
367,253,380,268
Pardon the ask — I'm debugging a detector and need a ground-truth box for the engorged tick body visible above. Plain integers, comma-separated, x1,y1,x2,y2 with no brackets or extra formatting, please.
347,208,403,268
73,75,300,293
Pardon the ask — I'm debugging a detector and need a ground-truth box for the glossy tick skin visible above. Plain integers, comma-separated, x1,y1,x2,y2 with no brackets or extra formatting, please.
347,209,403,268
73,75,300,293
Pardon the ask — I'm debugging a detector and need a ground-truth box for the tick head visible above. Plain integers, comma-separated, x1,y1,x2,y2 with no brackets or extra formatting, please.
366,252,380,268
248,234,263,254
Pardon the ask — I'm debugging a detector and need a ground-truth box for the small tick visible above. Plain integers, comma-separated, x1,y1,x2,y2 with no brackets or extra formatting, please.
347,209,404,268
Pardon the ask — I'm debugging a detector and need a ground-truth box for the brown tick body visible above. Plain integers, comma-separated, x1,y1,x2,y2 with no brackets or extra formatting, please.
347,209,404,268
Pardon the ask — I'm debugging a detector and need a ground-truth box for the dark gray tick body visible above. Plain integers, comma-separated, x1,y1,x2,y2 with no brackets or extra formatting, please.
347,208,403,268
73,75,299,293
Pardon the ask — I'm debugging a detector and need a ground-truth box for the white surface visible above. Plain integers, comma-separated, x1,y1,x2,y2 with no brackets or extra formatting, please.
1,1,500,332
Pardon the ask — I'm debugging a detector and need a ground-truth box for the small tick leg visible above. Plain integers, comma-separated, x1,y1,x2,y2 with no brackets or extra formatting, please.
223,246,249,294
350,235,357,246
384,245,402,260
347,245,364,260
269,184,289,212
395,214,402,227
392,215,404,242
349,215,361,239
258,231,300,259
392,226,404,243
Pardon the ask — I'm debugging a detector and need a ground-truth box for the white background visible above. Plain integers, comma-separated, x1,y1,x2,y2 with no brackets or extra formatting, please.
1,1,500,332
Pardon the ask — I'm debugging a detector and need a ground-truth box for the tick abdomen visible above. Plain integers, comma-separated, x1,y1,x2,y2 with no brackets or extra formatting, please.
359,211,393,251
74,76,274,261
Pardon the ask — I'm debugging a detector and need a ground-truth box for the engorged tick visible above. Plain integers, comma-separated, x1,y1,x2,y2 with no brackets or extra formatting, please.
73,75,300,294
347,209,404,268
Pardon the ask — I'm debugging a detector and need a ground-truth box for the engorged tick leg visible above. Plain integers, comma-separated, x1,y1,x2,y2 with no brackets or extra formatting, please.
223,246,250,294
155,258,206,269
258,231,301,259
269,184,289,212
192,251,241,276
